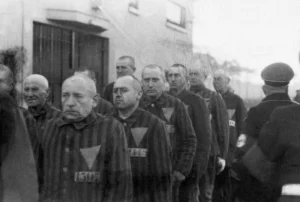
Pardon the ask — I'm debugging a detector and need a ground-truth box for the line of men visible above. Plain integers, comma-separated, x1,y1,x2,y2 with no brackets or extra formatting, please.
0,56,299,202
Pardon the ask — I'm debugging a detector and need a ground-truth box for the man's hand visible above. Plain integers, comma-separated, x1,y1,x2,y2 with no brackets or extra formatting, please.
216,157,226,174
172,170,185,182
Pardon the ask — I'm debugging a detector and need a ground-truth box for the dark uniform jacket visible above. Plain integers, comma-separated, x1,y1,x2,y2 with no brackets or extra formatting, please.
243,104,300,202
221,90,246,165
95,98,114,115
139,92,197,177
113,107,172,202
28,102,61,134
39,111,132,202
19,107,38,150
243,93,294,151
190,85,229,159
172,89,211,181
103,82,114,104
237,93,294,202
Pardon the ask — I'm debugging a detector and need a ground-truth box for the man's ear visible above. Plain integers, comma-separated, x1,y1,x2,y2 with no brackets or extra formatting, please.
45,88,50,98
92,93,100,108
137,90,143,100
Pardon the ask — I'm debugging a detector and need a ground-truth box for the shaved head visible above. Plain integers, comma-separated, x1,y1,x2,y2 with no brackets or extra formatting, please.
115,75,142,92
63,75,97,97
24,74,49,90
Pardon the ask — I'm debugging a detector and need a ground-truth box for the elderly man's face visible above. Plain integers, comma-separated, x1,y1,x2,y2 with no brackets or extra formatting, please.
0,70,12,94
213,74,229,93
113,77,141,110
116,58,135,78
142,67,165,99
24,80,48,107
189,68,206,86
62,79,96,120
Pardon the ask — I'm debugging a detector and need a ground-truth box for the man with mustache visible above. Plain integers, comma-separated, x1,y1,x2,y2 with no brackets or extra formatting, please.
139,64,196,202
166,64,211,202
23,74,61,134
103,56,136,103
38,75,132,202
112,75,172,202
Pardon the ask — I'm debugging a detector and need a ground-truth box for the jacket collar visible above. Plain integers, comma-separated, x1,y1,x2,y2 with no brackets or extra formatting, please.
28,102,51,117
190,84,206,93
140,92,167,108
114,107,142,126
56,110,97,130
262,93,291,102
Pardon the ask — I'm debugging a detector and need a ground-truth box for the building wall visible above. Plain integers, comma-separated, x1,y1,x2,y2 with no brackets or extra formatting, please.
0,0,194,84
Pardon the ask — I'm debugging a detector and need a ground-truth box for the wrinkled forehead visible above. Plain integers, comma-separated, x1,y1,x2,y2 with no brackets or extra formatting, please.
116,58,133,68
62,79,90,95
24,79,46,88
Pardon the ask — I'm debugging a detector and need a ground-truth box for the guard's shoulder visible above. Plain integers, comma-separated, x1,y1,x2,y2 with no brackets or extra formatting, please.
270,104,300,122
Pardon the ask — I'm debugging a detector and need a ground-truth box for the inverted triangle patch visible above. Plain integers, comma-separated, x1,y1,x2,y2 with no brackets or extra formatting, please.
227,109,236,119
131,127,148,146
204,98,210,108
162,108,174,121
80,145,101,170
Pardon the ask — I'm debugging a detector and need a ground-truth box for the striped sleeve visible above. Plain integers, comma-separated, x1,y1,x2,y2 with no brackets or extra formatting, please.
212,93,229,159
150,118,172,202
174,101,197,177
104,121,133,202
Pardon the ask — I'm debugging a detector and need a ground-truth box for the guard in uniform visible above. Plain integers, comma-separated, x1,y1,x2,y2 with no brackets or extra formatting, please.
243,103,300,202
236,63,295,202
112,75,172,202
167,64,211,202
213,70,247,202
140,64,197,202
189,67,229,202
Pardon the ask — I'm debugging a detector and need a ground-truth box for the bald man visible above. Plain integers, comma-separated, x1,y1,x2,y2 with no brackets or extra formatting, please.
103,56,136,103
23,74,61,134
112,75,172,202
38,75,132,202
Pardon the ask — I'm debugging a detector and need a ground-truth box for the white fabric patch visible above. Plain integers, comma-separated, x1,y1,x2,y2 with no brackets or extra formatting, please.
80,145,101,170
128,148,148,157
229,120,236,127
236,134,247,148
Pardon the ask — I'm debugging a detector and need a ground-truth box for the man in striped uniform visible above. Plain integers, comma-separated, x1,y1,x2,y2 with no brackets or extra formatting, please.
167,64,211,202
23,74,61,134
38,75,132,202
74,69,114,115
189,67,229,202
112,75,172,202
139,64,197,202
213,70,247,202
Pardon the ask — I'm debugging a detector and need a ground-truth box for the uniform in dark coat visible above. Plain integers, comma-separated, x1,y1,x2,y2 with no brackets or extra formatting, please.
172,89,211,201
236,93,294,202
243,104,300,202
113,107,172,202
